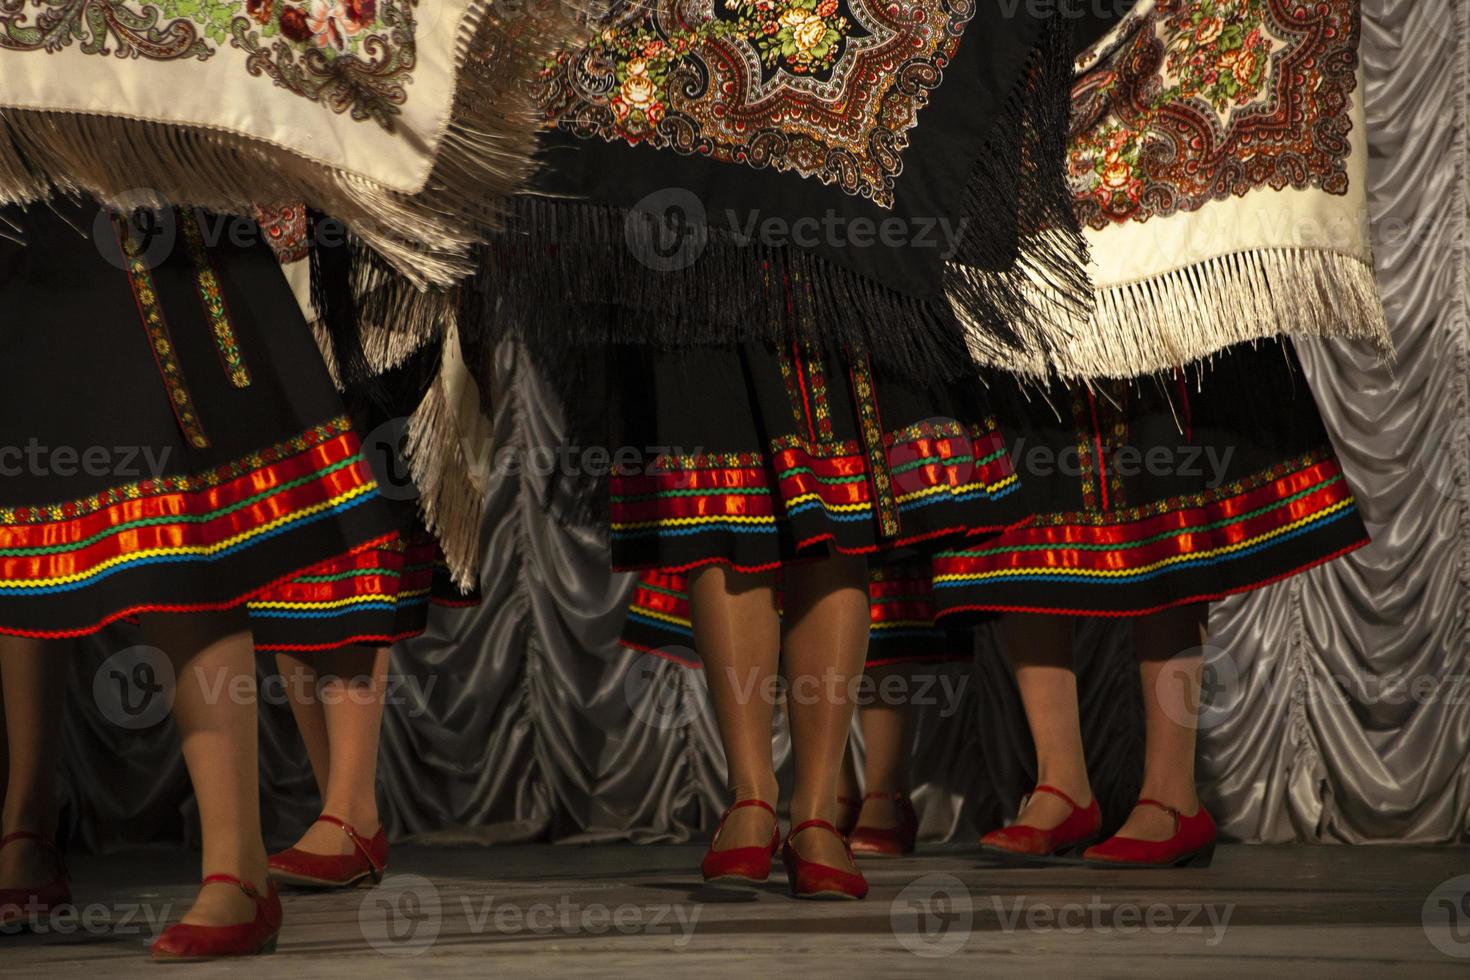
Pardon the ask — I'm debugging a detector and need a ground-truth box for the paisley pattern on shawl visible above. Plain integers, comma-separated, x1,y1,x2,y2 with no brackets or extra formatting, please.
0,0,416,128
1068,0,1359,229
539,0,976,207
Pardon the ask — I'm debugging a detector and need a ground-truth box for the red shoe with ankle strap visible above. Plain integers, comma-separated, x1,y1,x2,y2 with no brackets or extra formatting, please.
980,785,1102,862
150,874,282,961
268,814,387,889
836,795,861,838
782,820,869,900
1083,800,1217,868
701,799,779,882
847,792,918,857
0,831,71,930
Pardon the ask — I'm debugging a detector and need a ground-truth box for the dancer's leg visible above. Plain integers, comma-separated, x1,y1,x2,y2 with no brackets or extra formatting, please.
1114,604,1209,840
781,554,869,870
0,637,66,889
688,565,782,850
851,663,915,830
1000,614,1093,828
275,646,387,855
141,611,268,927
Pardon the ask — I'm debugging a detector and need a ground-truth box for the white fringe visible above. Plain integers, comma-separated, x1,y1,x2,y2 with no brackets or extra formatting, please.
975,247,1393,379
0,3,583,292
403,328,489,592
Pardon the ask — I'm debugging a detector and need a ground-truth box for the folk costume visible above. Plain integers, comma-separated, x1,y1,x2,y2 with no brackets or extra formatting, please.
244,207,487,652
930,0,1378,620
0,198,390,638
468,1,1093,578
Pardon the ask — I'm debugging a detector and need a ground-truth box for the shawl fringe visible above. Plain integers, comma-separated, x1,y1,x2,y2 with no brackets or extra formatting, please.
476,13,1088,385
404,360,487,592
0,3,583,291
989,247,1391,379
947,11,1092,366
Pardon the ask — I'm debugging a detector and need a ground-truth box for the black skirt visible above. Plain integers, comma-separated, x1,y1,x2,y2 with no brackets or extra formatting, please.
0,199,390,637
931,340,1370,618
605,340,1030,574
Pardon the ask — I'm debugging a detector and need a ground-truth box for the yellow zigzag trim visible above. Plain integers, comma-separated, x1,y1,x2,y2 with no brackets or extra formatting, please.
612,513,778,531
933,498,1354,584
0,482,379,591
248,589,432,612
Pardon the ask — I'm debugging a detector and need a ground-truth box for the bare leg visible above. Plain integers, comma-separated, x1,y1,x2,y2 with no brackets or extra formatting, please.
1114,604,1209,840
0,637,66,889
688,565,781,850
999,614,1093,829
781,554,869,870
141,611,268,927
836,742,860,833
852,663,914,830
275,646,387,855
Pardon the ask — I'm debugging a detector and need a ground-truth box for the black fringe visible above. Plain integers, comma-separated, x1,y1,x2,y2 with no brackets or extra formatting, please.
944,14,1093,356
308,210,389,416
466,13,1089,389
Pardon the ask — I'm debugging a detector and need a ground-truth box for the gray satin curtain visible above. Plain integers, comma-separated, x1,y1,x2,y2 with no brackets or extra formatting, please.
55,0,1470,851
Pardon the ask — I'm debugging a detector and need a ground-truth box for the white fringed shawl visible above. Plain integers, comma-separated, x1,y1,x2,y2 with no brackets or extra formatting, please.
0,0,579,287
962,0,1390,378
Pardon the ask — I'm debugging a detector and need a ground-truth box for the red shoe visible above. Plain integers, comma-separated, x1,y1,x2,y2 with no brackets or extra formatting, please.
268,814,387,889
701,799,779,882
782,819,869,900
980,785,1102,863
1084,799,1217,868
847,792,918,857
835,795,861,838
150,874,282,961
0,831,71,930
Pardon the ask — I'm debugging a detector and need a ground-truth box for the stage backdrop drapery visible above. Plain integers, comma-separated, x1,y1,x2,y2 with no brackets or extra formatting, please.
52,0,1470,850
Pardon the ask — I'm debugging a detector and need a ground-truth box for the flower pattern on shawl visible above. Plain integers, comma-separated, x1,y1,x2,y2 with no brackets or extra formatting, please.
1068,0,1360,228
0,0,409,129
540,0,973,207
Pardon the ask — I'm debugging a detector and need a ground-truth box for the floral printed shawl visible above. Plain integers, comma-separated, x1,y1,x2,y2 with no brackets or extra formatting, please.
1000,0,1389,378
474,2,1092,382
0,0,580,287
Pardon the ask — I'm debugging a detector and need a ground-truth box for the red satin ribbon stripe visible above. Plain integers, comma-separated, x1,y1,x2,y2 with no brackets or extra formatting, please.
0,429,374,589
934,457,1357,582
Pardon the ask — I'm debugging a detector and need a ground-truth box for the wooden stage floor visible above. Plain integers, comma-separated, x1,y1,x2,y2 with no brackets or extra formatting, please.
4,843,1468,977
